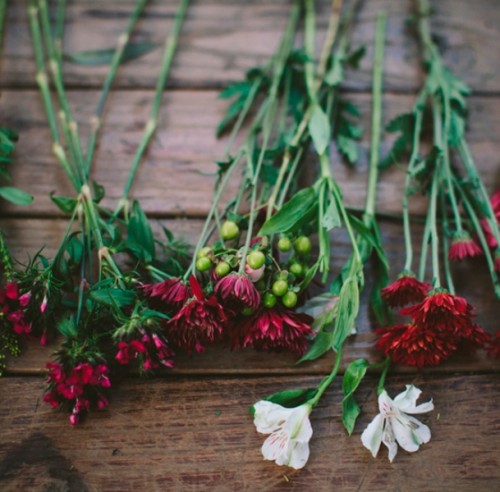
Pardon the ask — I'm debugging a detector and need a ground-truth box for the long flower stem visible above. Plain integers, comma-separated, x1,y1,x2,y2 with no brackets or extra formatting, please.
309,347,343,407
85,0,150,175
121,0,190,204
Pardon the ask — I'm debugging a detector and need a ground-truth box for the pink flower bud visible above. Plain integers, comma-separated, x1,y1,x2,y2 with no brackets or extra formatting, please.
40,296,48,313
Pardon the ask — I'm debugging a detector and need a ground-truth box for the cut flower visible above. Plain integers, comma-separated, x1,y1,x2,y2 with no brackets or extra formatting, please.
361,385,433,462
381,274,431,308
253,400,312,469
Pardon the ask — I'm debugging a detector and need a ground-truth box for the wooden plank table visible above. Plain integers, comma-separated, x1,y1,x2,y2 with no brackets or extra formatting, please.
1,1,499,490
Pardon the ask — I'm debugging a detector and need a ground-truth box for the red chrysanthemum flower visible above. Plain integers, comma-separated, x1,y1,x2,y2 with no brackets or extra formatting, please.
375,323,456,368
494,250,500,273
142,278,190,312
214,273,261,310
381,274,431,308
480,190,500,247
400,291,473,331
457,323,491,353
448,231,483,261
236,307,313,355
487,331,500,358
166,276,226,353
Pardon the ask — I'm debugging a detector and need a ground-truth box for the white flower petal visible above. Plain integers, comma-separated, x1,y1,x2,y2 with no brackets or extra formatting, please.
393,385,421,412
284,405,312,442
381,421,398,463
391,415,421,453
406,415,431,444
261,430,289,461
285,441,310,469
411,399,434,414
377,390,394,416
253,400,293,434
361,413,384,458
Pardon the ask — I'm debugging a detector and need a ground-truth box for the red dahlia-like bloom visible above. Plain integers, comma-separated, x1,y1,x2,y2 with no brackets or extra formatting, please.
487,331,500,358
166,276,226,353
448,232,483,261
376,323,455,368
236,307,313,355
142,278,190,312
381,274,431,308
480,190,500,247
214,273,261,310
400,291,473,331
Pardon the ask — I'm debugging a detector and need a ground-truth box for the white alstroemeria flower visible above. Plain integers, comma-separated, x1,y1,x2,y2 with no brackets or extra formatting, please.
361,385,434,462
253,400,313,469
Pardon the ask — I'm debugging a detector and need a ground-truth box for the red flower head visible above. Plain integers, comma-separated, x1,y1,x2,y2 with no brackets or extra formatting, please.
381,273,431,308
448,231,483,261
400,291,473,332
214,273,261,311
115,340,146,365
495,250,500,273
166,276,227,353
236,307,313,355
487,331,500,358
481,190,500,247
142,278,191,312
376,323,456,368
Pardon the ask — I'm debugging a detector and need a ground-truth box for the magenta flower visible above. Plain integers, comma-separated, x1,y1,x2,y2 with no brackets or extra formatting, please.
214,273,261,310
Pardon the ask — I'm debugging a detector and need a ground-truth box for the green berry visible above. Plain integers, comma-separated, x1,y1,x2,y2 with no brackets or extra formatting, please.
289,263,303,277
247,251,266,270
221,221,240,240
256,280,267,291
263,292,277,308
215,262,230,277
277,237,292,252
282,291,298,308
294,236,311,255
196,246,212,259
196,256,212,272
271,279,288,297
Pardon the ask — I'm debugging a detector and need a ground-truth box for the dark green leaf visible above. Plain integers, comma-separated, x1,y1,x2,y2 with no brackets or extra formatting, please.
324,54,344,86
297,330,334,363
50,193,77,213
259,187,317,236
341,358,369,434
64,42,158,66
0,186,33,205
57,317,78,339
218,80,252,99
92,180,105,203
336,134,359,164
346,46,366,68
263,388,317,408
309,104,331,155
127,201,155,263
342,396,361,435
216,95,247,137
90,288,135,307
385,112,414,133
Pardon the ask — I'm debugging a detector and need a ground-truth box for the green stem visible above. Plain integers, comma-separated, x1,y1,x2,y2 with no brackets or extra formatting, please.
440,191,455,294
309,347,343,408
364,11,386,220
0,0,7,63
376,357,391,395
429,173,441,288
120,0,189,204
85,0,150,175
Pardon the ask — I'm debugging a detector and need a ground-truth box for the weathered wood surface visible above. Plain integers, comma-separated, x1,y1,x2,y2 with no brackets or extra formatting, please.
1,90,499,217
3,0,500,93
0,374,498,491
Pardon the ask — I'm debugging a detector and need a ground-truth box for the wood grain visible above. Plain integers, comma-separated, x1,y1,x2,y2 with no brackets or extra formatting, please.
3,0,500,93
0,374,498,491
1,90,499,218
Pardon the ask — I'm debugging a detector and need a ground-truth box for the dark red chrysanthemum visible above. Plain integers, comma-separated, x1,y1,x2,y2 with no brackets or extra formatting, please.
236,307,313,355
448,232,483,261
487,330,500,358
381,274,431,308
166,276,227,353
142,278,190,312
214,273,261,310
457,323,491,353
375,323,456,368
495,250,500,273
400,291,473,331
481,190,500,247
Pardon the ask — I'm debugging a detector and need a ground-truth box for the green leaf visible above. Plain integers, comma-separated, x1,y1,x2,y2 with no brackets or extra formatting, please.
127,201,155,263
321,197,342,231
336,134,359,164
385,112,414,133
308,104,331,155
92,180,105,203
259,187,317,236
332,273,360,351
297,330,334,363
50,193,77,213
342,358,369,435
0,186,33,205
218,80,252,99
346,45,366,68
448,110,465,147
57,317,78,339
90,288,135,308
264,388,317,408
324,54,344,86
64,42,158,66
216,95,247,137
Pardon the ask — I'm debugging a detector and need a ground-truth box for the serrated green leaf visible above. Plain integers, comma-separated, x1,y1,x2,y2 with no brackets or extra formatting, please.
216,95,247,137
90,288,135,307
64,42,158,66
324,54,344,86
309,104,331,155
0,186,33,205
259,187,317,236
337,134,359,164
385,112,414,133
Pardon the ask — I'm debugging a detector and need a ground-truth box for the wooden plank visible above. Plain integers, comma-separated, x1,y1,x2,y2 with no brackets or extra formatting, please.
3,0,500,93
0,374,498,490
3,217,498,375
1,90,499,217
